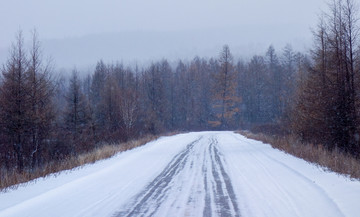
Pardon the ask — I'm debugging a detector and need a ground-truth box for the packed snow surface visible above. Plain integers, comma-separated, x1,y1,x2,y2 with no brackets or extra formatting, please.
0,131,359,217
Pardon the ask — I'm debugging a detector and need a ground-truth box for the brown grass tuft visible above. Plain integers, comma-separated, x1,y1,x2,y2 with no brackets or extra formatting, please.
238,131,360,180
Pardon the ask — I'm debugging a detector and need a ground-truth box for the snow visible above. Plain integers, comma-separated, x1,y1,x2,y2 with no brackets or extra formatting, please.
0,131,359,217
217,133,357,217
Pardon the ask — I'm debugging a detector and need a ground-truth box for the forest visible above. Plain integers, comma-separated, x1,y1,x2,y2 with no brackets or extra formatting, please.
0,0,359,174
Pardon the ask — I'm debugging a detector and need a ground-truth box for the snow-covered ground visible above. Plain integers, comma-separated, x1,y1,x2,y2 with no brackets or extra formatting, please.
0,131,359,217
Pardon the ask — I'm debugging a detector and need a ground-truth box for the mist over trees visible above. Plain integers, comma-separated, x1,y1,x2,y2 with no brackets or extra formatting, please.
0,39,301,172
0,0,359,175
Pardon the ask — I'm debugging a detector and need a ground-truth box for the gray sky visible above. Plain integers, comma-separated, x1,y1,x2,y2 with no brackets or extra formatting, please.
0,0,327,68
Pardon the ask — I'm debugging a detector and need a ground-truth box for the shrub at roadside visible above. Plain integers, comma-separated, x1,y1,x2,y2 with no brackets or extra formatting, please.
0,134,158,192
239,131,360,180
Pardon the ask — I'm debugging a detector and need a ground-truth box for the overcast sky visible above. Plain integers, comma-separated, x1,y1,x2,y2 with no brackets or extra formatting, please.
0,0,328,68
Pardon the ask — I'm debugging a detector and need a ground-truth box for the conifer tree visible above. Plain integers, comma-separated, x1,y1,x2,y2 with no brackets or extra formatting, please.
64,70,89,153
292,0,359,155
0,31,29,171
210,45,240,129
27,29,55,168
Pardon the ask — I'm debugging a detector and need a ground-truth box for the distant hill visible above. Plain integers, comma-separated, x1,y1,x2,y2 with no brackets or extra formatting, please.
0,25,311,70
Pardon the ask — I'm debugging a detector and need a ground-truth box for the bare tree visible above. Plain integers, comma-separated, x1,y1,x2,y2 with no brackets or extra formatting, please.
120,88,138,139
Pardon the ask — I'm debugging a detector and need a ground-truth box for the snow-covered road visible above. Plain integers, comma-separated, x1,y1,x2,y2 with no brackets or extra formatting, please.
1,131,360,217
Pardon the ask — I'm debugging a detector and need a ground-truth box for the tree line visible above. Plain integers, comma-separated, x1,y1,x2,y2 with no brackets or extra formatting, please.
0,34,300,172
0,0,359,173
292,0,360,155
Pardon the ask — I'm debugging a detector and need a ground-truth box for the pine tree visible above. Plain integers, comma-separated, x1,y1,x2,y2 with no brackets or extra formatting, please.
292,0,359,155
246,55,268,124
266,45,282,120
210,45,240,129
64,70,90,153
90,60,107,136
0,31,30,171
27,29,55,168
